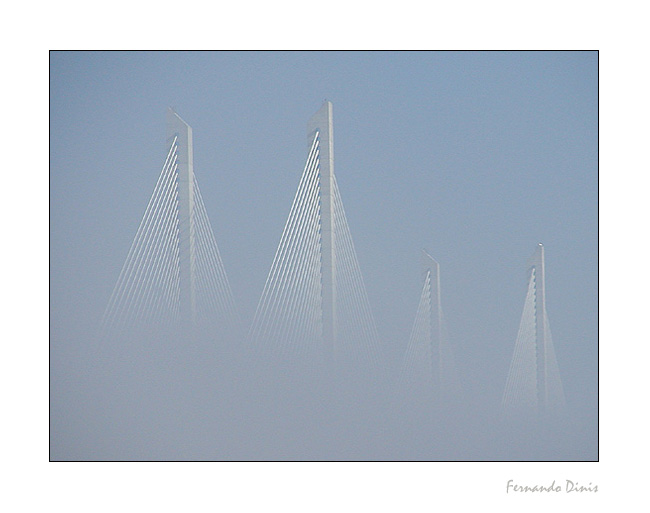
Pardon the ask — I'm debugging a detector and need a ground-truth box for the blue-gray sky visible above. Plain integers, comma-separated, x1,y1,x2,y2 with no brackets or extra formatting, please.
50,51,597,459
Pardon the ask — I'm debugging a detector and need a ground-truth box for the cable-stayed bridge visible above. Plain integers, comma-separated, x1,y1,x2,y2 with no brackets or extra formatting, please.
97,103,567,426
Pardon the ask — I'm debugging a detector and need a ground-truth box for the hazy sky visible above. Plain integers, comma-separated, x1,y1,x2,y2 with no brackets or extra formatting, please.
50,51,597,459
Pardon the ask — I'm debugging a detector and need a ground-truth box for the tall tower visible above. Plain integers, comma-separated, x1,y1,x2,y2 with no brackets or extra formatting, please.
250,102,380,370
167,108,197,327
530,244,549,409
502,244,566,417
307,102,336,358
423,250,443,388
101,109,236,336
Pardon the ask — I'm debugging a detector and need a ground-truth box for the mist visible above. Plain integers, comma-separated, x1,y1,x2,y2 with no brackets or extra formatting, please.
50,51,597,461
